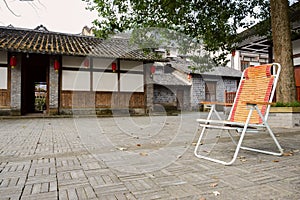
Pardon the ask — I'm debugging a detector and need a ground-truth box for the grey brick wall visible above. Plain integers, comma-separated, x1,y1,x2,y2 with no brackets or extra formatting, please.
191,75,205,110
190,75,238,110
154,85,176,104
268,112,300,128
216,78,238,102
182,87,191,110
49,58,59,114
153,85,191,111
10,54,22,115
145,63,154,112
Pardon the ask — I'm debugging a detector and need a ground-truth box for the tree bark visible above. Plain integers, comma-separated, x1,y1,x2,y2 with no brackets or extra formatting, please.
270,0,297,103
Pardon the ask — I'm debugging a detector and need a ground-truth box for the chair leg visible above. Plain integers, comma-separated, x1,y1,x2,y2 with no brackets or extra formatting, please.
240,106,283,156
194,108,254,165
194,125,231,165
194,127,247,165
194,105,230,165
240,125,283,155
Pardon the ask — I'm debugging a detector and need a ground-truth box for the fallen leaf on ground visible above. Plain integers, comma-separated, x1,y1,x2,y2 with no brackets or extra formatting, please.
210,183,218,188
117,147,127,151
283,152,293,156
213,191,220,196
272,160,279,162
136,144,141,147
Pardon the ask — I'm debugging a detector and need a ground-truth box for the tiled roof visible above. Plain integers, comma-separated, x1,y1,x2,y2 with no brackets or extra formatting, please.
0,25,163,61
153,73,190,86
201,66,242,77
165,57,242,78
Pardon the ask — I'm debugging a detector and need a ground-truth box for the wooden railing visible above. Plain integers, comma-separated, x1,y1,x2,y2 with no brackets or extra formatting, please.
225,90,236,104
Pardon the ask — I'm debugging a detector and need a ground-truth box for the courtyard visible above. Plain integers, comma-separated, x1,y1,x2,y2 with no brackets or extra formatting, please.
0,113,299,199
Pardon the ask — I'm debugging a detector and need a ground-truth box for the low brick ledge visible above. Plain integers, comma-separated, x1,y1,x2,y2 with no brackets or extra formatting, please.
268,107,300,128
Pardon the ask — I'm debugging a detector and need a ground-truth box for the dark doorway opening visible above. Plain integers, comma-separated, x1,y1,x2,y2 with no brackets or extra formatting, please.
21,54,49,115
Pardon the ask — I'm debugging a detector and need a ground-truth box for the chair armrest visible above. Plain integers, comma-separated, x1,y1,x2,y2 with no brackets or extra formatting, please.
200,101,233,106
241,101,275,106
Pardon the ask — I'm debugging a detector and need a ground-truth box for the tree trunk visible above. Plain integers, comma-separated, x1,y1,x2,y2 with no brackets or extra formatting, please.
270,0,297,103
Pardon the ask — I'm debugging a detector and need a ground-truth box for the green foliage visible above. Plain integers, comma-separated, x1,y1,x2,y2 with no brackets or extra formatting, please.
83,0,270,65
35,97,46,111
129,27,215,69
274,101,300,107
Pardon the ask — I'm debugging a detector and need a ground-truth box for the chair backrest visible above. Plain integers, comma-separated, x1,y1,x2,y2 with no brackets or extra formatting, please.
228,63,281,124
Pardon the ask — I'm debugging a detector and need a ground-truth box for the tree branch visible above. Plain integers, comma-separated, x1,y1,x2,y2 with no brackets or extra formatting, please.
3,0,21,17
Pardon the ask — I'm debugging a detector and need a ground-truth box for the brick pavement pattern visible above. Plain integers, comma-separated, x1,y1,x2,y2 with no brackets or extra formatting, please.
0,113,299,200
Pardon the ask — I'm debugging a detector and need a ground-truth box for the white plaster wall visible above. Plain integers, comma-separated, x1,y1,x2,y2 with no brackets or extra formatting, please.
120,60,143,71
93,72,118,91
293,39,300,66
93,58,116,69
120,60,144,92
226,51,241,70
0,68,7,89
62,71,90,91
120,74,144,92
63,56,88,68
61,57,145,92
292,39,300,54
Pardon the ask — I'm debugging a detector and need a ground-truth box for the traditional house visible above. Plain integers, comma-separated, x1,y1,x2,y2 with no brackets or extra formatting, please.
0,25,163,116
152,57,242,111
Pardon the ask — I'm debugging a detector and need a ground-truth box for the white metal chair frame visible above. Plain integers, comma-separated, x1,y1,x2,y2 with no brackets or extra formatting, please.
194,63,284,165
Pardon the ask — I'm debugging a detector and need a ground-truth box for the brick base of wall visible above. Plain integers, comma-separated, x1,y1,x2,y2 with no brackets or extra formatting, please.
268,113,300,128
49,108,59,115
60,108,146,116
10,109,21,116
0,109,11,116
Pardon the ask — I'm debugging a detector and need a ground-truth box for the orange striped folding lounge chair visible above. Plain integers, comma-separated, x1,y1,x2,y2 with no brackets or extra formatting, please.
194,63,283,165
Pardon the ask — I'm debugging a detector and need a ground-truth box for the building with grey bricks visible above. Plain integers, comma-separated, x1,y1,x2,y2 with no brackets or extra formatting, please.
152,57,242,111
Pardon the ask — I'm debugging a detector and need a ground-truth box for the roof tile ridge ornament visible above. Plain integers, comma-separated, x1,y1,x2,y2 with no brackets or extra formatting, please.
34,24,49,32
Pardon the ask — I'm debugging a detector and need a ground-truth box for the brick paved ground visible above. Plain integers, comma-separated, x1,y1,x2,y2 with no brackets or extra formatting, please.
0,113,299,200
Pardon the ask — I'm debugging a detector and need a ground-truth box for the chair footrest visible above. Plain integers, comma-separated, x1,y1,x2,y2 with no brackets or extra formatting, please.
197,119,264,128
197,119,266,133
200,124,239,130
